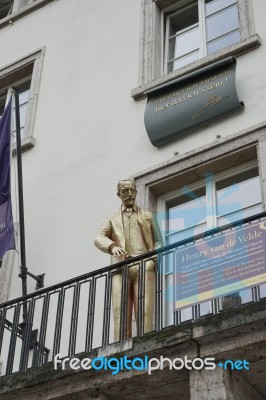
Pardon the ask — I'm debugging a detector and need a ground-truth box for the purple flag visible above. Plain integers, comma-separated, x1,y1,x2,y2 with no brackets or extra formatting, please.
0,99,15,258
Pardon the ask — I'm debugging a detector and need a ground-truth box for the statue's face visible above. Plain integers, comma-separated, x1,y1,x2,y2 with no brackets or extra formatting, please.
118,181,137,207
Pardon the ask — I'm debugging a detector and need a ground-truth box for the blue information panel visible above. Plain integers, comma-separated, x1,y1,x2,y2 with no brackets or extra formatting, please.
174,218,266,310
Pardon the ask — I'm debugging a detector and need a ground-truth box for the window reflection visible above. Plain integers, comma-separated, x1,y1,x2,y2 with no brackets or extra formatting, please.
169,26,200,60
207,31,240,54
216,167,262,224
206,5,239,41
205,0,236,16
167,187,206,243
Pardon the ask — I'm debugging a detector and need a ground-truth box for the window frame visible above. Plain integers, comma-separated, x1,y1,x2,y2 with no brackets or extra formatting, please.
0,47,45,152
163,0,241,74
158,160,263,324
1,75,32,144
0,232,17,304
132,0,260,100
0,49,44,302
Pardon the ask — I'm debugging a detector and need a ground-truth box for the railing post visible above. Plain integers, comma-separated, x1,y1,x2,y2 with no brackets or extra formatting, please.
137,260,144,337
102,271,112,347
155,253,163,331
19,298,34,371
68,283,80,357
85,276,96,352
52,288,65,359
0,308,6,355
6,304,20,375
33,293,50,367
119,265,129,342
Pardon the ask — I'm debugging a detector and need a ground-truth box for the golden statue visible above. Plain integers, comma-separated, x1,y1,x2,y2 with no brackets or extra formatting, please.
94,180,163,341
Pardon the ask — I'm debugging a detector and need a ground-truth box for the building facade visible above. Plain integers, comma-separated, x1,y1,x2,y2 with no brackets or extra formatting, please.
0,0,266,398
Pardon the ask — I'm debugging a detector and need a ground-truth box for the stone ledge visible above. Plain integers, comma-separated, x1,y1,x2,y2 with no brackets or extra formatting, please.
131,35,261,100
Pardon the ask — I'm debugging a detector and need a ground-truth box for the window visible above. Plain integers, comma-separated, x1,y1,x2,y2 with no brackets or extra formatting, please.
132,0,260,99
0,76,32,144
164,162,262,245
0,48,45,151
0,1,13,20
0,0,52,28
164,0,240,73
0,0,15,20
0,0,34,21
158,161,263,324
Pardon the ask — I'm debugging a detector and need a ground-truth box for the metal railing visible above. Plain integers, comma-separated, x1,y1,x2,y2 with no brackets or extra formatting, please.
0,212,266,377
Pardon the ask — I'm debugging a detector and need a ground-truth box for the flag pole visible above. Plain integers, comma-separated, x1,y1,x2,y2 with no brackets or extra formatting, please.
12,88,45,305
13,88,28,320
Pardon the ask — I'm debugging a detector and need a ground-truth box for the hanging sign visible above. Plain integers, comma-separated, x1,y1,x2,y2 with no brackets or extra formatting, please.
144,57,244,147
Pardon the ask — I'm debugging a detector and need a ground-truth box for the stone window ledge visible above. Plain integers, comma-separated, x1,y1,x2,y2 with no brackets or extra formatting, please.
131,34,261,101
12,136,36,155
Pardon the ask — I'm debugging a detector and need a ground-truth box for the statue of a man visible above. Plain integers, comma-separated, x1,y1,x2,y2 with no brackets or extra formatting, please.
94,179,163,341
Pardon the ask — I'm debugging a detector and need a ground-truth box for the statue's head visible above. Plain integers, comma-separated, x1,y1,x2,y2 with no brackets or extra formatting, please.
117,180,137,208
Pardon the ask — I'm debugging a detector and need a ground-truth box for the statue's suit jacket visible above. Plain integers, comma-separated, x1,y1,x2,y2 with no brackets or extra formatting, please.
94,206,163,263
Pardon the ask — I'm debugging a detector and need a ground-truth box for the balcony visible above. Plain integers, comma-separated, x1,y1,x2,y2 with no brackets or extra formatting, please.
0,213,266,399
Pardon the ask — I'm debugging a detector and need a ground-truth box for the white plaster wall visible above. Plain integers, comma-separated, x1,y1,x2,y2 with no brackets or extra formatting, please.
0,0,265,299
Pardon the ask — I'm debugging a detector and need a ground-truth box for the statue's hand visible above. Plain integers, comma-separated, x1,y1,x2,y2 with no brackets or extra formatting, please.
111,246,127,258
